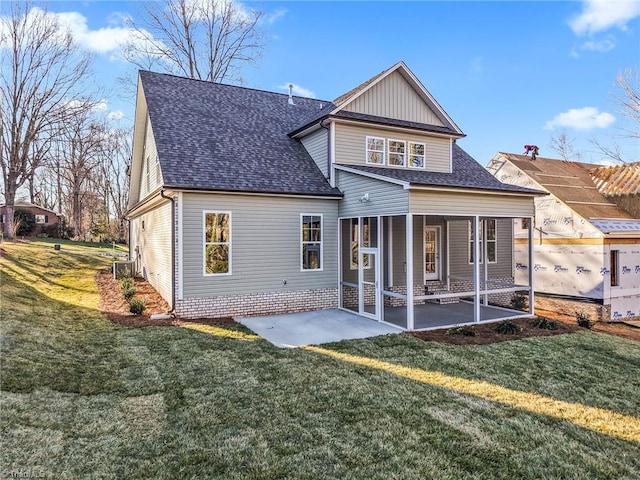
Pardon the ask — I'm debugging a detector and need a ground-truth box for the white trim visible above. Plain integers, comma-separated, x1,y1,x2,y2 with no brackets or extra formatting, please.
467,219,497,265
423,223,441,282
387,138,406,167
330,121,336,188
177,192,184,300
359,246,380,321
338,217,343,309
332,118,464,140
203,210,232,276
387,217,394,287
300,213,324,272
350,218,372,270
333,164,410,187
473,216,480,322
408,141,426,169
365,135,385,165
449,139,453,173
406,214,414,330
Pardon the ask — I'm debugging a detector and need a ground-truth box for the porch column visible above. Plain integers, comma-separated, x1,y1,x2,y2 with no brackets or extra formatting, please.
406,213,414,330
528,216,535,315
483,218,488,306
473,216,480,322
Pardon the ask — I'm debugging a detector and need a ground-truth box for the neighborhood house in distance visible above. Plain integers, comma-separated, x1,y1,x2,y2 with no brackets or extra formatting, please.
0,201,61,237
488,154,640,322
127,61,544,331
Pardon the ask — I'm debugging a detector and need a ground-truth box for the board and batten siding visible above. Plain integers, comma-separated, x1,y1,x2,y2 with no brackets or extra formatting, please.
336,170,408,218
300,128,328,177
138,115,163,201
181,193,339,298
130,200,173,303
342,70,446,127
334,123,451,173
448,218,514,280
410,190,535,217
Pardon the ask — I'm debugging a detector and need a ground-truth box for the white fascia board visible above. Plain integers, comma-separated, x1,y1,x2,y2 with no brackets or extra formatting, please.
333,164,410,188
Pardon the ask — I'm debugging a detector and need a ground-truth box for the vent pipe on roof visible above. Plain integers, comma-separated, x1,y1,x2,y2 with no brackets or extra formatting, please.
287,84,295,105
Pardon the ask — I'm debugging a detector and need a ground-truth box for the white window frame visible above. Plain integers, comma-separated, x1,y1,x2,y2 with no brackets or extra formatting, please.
35,214,46,224
468,219,497,264
203,210,232,276
301,214,323,271
350,218,371,270
408,141,426,169
365,136,385,165
387,139,406,167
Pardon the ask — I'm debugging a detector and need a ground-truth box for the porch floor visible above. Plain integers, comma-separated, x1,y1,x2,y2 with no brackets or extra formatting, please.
383,301,531,330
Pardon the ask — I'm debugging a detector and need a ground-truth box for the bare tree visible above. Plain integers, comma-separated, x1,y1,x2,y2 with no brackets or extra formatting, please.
120,0,265,83
548,128,581,161
0,2,94,238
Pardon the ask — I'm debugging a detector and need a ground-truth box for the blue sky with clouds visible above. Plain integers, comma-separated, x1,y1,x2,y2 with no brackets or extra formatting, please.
15,0,640,165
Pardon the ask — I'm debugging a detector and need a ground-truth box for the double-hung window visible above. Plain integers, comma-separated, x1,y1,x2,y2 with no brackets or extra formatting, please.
469,219,497,264
204,212,231,275
366,137,385,165
408,142,425,168
388,140,406,166
301,214,322,270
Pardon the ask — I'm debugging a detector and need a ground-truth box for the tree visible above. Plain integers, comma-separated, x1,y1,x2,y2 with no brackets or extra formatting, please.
0,2,94,239
548,128,580,161
120,0,265,83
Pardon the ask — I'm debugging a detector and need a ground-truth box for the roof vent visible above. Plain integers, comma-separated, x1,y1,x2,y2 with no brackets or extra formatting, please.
287,84,295,105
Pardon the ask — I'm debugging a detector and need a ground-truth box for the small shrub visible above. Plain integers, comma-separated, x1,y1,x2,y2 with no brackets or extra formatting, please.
531,316,559,330
122,286,137,301
495,320,522,335
120,276,134,292
576,311,594,329
116,267,132,281
510,293,527,311
129,298,146,315
446,325,476,336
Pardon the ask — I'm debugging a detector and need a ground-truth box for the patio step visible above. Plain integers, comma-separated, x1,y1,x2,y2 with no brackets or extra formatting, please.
425,289,460,304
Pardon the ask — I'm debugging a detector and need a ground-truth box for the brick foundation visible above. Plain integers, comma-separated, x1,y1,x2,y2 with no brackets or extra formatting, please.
532,295,611,322
176,287,338,319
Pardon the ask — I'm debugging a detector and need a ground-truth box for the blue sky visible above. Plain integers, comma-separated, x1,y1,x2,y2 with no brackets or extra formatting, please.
21,0,640,165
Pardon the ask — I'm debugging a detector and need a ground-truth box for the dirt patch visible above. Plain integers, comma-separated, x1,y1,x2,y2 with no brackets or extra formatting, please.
411,309,640,345
95,270,233,328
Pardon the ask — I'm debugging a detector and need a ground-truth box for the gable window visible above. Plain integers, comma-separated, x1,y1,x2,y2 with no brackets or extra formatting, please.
388,140,406,166
204,212,231,275
611,250,619,286
350,218,371,269
366,137,385,165
469,219,497,264
35,215,47,224
301,214,322,270
408,142,425,168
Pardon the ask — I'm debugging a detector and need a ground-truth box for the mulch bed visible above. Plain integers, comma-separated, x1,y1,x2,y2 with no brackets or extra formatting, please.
95,271,640,344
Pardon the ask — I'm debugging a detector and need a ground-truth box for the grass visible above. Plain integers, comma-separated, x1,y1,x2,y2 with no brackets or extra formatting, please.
1,241,639,479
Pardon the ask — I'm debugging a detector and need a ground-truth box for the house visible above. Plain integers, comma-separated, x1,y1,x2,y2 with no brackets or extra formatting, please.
127,61,543,330
487,153,640,322
0,201,61,237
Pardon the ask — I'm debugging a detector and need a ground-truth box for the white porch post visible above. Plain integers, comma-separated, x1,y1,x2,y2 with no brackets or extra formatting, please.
406,213,414,330
483,218,488,306
528,216,535,315
338,218,343,309
473,216,480,322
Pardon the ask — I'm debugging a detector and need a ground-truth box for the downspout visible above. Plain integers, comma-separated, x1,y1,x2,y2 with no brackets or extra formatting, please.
320,118,331,182
160,189,176,312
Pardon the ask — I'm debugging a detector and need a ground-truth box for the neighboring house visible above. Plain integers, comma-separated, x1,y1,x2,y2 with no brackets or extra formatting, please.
127,61,542,330
488,153,640,322
0,201,61,236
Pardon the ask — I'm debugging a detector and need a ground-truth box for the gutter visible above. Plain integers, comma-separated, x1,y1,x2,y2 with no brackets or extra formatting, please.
320,118,331,181
160,189,176,312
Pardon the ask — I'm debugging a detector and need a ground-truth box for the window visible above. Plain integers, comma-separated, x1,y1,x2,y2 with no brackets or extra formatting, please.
408,142,425,168
0,214,5,223
388,140,406,166
366,136,385,165
35,215,47,224
469,219,497,264
350,218,371,269
611,250,619,286
301,214,322,270
204,212,231,275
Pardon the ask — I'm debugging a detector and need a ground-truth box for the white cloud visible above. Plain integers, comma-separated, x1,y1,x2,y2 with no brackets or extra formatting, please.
278,83,316,99
569,0,640,36
579,37,616,52
107,110,124,120
265,8,287,25
544,107,615,131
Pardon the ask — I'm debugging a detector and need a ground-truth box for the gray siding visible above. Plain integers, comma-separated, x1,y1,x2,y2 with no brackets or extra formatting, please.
335,123,451,173
138,115,163,201
336,170,408,218
300,128,328,177
130,200,173,303
449,218,513,281
410,191,534,217
181,193,339,297
343,70,445,126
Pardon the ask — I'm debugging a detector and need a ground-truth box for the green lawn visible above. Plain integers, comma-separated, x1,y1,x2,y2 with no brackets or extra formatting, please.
1,241,639,479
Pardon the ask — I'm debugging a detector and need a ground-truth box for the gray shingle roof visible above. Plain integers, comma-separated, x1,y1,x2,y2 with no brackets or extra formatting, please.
338,144,543,194
140,71,342,197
